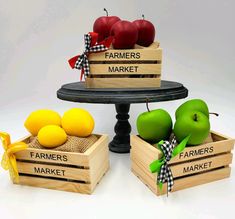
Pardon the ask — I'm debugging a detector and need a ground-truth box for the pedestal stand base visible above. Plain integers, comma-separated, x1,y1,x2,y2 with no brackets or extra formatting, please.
109,104,131,153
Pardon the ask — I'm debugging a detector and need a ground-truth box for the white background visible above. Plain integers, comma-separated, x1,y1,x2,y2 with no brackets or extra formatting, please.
0,0,235,218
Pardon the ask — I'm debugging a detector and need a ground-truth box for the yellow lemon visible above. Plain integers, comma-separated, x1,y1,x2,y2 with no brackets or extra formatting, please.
24,109,61,136
38,125,67,148
62,108,94,137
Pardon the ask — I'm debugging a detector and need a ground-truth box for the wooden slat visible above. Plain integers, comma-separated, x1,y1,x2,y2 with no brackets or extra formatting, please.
89,141,110,190
132,148,233,179
170,167,231,195
171,153,233,177
17,162,91,182
15,176,92,194
130,150,156,181
15,148,90,167
211,130,235,141
14,134,108,167
90,64,161,75
131,133,235,165
84,135,108,157
131,160,158,194
88,47,162,61
131,135,161,160
132,159,231,196
90,159,109,192
85,77,161,88
171,138,234,164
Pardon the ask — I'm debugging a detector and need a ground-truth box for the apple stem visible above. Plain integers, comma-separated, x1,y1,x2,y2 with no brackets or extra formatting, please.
194,114,198,121
142,14,145,20
146,98,150,112
209,112,219,117
104,8,108,16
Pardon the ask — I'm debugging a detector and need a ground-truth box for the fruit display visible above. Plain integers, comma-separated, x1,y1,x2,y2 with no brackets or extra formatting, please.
175,99,209,119
92,9,156,48
173,111,210,145
24,109,61,136
132,15,155,47
137,108,172,143
24,108,95,148
174,99,214,145
38,125,67,148
110,20,138,49
62,108,94,137
93,8,120,42
137,99,214,146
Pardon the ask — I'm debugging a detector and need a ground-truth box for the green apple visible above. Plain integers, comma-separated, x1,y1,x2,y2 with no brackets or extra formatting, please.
173,111,210,146
175,99,209,119
137,109,172,143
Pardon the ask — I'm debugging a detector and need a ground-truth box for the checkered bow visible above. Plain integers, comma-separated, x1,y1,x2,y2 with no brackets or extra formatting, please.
157,136,177,193
68,32,113,80
149,134,189,196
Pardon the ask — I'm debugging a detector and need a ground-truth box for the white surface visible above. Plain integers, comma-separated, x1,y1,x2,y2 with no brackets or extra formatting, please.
0,0,235,218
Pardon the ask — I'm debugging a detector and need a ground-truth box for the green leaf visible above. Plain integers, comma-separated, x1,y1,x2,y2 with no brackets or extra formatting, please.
158,182,163,191
149,158,164,173
156,140,164,155
172,135,191,158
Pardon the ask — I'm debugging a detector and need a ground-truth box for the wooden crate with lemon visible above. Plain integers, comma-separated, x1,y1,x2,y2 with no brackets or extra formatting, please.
131,99,234,195
0,109,109,194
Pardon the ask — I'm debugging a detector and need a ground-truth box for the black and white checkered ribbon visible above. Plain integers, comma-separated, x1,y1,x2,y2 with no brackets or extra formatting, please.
157,136,177,193
74,33,108,77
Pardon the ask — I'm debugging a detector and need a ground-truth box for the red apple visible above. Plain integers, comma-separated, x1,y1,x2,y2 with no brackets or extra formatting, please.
93,8,120,42
133,15,155,47
110,20,138,49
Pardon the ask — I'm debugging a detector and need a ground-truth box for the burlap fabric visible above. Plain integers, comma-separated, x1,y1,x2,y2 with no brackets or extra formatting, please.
28,135,98,153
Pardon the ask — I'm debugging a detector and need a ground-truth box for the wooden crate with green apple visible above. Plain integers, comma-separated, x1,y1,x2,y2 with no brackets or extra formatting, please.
131,99,234,195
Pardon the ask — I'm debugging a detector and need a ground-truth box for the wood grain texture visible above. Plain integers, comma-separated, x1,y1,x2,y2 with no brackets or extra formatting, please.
130,131,234,195
131,149,233,179
13,134,110,194
17,161,91,182
131,132,235,165
15,147,90,167
15,176,92,194
85,77,161,88
132,160,231,195
88,42,161,61
90,64,161,75
57,81,188,104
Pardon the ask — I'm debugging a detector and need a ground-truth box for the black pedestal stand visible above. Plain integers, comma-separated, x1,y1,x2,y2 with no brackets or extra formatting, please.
57,81,188,153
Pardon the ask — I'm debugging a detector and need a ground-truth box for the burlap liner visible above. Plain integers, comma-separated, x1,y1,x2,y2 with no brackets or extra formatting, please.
28,135,98,153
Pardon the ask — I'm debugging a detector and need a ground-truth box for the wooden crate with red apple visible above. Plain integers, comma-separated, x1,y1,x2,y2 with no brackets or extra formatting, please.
130,131,234,195
86,42,162,88
13,134,109,194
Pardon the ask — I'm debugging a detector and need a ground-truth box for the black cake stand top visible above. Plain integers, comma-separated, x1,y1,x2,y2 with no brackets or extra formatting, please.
57,80,188,104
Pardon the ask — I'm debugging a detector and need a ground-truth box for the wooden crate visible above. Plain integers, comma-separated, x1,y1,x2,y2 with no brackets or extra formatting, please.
13,134,109,194
86,42,162,88
130,131,234,195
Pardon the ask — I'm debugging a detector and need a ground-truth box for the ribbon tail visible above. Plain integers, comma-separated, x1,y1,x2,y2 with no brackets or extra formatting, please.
80,68,85,81
9,163,19,183
149,159,164,173
89,32,99,46
172,135,191,158
1,152,9,170
99,36,114,48
158,182,163,191
10,155,18,174
68,55,80,69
